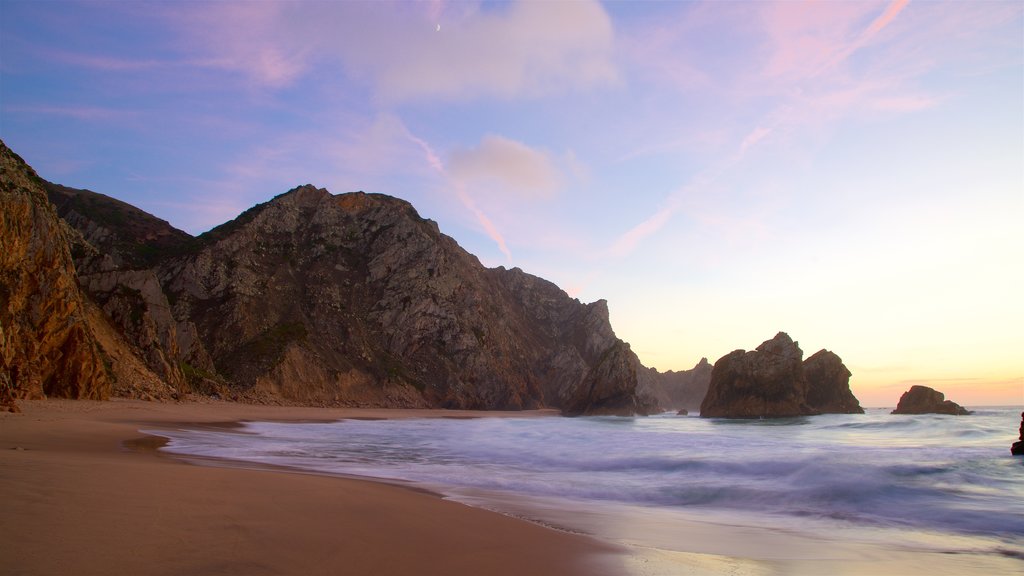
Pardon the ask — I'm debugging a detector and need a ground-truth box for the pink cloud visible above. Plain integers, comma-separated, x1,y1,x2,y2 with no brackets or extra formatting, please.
396,125,515,262
449,135,562,199
607,1,935,259
172,1,617,100
738,126,773,155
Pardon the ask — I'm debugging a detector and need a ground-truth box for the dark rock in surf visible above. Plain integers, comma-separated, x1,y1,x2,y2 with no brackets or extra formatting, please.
700,332,864,419
804,349,864,414
1011,412,1024,456
700,332,816,418
891,385,970,416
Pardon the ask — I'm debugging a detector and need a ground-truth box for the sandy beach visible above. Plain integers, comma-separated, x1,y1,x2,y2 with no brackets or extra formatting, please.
4,400,1021,576
0,400,622,576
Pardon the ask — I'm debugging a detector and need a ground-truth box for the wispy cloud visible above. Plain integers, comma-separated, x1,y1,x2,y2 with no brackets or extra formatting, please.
173,1,618,101
5,104,135,121
606,0,920,259
449,135,562,200
398,125,514,262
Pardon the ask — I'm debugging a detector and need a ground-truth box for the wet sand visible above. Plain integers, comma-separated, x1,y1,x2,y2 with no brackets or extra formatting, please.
0,399,620,576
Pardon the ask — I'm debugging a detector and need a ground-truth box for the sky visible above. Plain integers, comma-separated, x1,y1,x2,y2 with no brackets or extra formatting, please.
1,0,1021,407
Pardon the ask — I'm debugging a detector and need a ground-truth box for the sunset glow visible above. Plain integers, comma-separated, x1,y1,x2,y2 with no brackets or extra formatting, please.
1,0,1020,406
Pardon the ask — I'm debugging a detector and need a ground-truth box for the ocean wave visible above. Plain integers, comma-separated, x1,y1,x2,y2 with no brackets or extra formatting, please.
156,407,1024,540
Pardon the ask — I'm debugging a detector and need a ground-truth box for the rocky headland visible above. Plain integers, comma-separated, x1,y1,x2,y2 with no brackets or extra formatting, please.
700,332,863,418
891,385,970,415
1,139,665,415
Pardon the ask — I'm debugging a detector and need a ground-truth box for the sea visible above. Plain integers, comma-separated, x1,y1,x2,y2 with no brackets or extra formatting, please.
151,407,1024,575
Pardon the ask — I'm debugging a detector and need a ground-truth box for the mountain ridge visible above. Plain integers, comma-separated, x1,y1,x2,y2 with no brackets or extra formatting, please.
1,142,706,414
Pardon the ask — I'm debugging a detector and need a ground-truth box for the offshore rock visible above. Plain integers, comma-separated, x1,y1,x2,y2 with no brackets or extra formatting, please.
1011,412,1024,456
803,349,864,414
891,385,970,415
701,332,814,418
700,333,863,418
0,140,111,407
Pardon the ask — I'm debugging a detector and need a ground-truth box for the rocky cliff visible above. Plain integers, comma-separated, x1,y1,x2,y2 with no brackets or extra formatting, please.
700,332,863,418
154,186,652,414
637,358,712,413
0,140,111,410
891,385,969,415
40,173,654,415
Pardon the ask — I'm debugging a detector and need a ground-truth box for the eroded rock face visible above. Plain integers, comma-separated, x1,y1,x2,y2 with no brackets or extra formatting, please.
46,183,208,398
637,357,712,413
891,385,970,415
28,150,653,414
0,140,111,408
804,350,864,414
700,333,863,418
701,332,813,418
154,186,649,414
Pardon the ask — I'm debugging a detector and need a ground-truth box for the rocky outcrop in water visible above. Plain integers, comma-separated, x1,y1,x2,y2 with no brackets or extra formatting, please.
0,140,111,410
700,332,812,418
1012,412,1024,456
891,385,970,415
804,349,864,414
700,332,863,418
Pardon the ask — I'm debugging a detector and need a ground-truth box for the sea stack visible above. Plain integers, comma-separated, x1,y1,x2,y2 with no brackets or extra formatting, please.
1011,412,1024,456
700,332,863,418
891,385,970,415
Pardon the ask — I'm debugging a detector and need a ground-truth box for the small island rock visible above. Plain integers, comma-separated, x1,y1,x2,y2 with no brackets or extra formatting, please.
700,332,864,419
700,332,814,418
891,385,970,415
1011,412,1024,456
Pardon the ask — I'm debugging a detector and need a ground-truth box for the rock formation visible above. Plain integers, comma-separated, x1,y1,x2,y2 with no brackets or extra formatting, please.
33,157,655,415
0,140,111,410
152,186,653,414
1012,412,1023,456
45,182,209,399
700,332,863,418
891,385,970,415
700,332,813,418
637,358,712,413
804,349,864,414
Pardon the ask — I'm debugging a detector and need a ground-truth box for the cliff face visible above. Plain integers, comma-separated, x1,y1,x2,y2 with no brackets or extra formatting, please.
45,182,205,399
138,185,649,414
638,358,712,413
21,139,653,415
700,332,863,418
0,141,111,409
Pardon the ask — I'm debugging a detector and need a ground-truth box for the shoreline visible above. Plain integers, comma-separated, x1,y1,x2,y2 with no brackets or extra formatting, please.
4,400,1021,576
0,399,623,576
